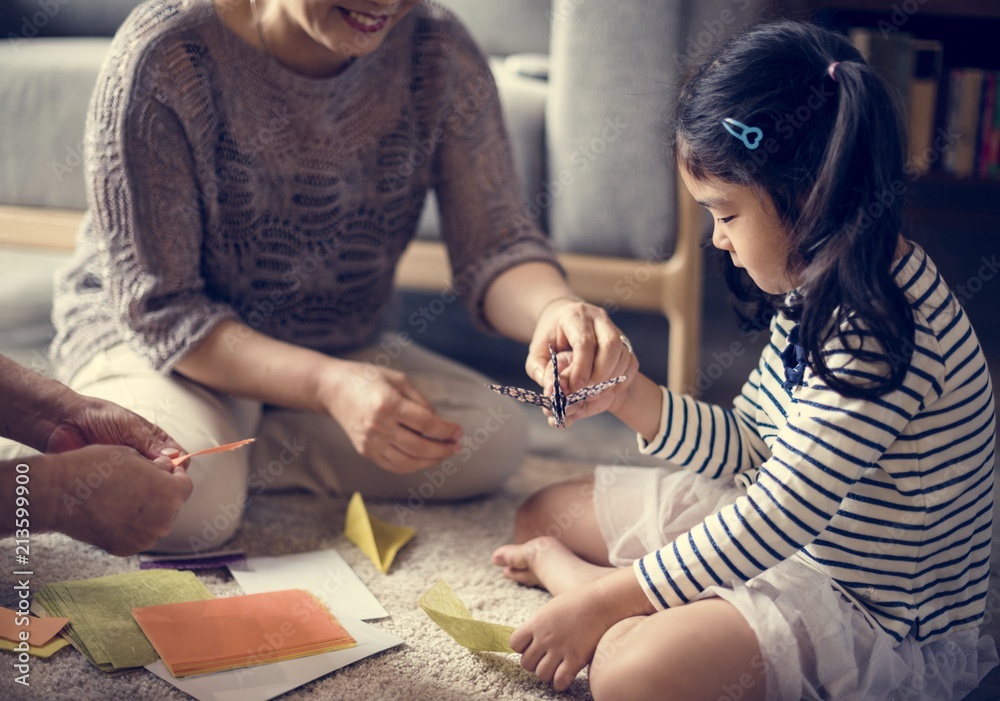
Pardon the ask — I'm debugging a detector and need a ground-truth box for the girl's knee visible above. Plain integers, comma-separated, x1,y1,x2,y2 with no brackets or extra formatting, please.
591,603,766,701
514,476,595,543
589,617,652,701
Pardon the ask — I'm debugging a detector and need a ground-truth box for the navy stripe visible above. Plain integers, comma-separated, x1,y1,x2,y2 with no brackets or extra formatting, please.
664,398,689,462
718,510,765,571
684,402,706,470
755,482,821,539
673,540,704,591
696,408,717,474
638,559,669,608
792,398,896,434
764,468,835,520
649,389,673,455
916,607,987,642
711,414,733,480
655,550,688,604
706,523,748,581
744,495,797,555
781,425,871,472
812,517,990,563
837,553,991,595
689,530,724,586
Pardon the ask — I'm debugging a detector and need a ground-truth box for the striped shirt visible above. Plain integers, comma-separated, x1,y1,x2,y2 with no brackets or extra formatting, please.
634,243,996,643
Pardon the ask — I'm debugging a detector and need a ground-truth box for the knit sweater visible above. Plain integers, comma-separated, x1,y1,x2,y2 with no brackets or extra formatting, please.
634,244,996,644
51,0,557,383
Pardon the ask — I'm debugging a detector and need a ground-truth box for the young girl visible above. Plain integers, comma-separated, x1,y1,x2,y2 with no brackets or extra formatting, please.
493,20,997,700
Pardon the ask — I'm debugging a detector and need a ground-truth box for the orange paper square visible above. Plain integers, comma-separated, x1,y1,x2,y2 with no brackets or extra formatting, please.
0,606,69,646
132,589,356,677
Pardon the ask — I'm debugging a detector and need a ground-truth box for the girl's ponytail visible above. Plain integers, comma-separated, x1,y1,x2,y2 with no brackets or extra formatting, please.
795,57,914,398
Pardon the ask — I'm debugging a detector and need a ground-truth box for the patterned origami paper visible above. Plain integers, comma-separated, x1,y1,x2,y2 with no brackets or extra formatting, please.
343,492,415,574
486,345,625,428
418,579,516,653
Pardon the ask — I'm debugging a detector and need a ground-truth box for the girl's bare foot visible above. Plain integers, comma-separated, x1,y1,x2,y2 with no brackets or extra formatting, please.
492,535,614,596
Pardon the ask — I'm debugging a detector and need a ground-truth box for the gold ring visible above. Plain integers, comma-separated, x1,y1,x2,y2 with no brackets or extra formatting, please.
620,335,633,354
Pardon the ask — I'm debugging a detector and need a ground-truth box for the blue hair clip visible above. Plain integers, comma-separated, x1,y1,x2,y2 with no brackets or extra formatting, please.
722,118,763,150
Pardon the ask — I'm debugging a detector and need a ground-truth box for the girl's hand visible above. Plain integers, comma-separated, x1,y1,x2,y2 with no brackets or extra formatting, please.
317,361,463,474
512,583,613,690
528,299,637,427
512,567,654,690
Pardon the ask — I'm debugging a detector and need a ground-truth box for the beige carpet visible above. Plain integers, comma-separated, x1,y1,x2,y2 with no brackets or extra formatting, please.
3,448,999,701
0,455,601,701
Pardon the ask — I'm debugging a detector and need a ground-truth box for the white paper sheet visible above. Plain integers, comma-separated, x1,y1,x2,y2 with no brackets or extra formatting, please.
145,615,403,701
228,549,389,620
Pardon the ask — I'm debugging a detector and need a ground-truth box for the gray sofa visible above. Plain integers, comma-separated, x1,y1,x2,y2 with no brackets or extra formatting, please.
0,0,773,392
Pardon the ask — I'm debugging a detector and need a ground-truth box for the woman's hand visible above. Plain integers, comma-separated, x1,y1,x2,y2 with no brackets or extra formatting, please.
317,360,462,474
528,298,638,428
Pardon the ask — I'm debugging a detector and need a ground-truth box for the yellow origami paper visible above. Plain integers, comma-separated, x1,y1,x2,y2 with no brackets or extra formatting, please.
0,636,70,658
344,492,415,574
418,579,516,653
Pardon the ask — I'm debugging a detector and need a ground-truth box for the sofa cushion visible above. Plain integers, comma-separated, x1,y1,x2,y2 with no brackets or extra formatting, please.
3,0,142,39
546,0,684,259
0,38,109,209
432,0,549,56
0,248,69,351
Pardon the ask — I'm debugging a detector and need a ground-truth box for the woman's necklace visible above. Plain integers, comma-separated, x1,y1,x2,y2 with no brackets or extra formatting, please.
249,0,278,62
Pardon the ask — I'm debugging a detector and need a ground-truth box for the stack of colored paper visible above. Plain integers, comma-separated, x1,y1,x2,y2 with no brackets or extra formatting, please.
132,589,357,678
32,570,214,673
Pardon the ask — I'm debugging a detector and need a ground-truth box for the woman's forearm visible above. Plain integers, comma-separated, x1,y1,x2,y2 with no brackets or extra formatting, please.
481,262,574,342
173,320,351,413
0,355,76,451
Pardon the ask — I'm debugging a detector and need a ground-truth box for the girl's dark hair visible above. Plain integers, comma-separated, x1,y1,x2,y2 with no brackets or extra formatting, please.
674,20,914,398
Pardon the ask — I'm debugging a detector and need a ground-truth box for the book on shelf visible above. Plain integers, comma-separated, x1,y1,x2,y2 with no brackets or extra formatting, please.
849,26,915,111
944,67,985,178
907,39,944,175
846,22,1000,181
978,72,999,179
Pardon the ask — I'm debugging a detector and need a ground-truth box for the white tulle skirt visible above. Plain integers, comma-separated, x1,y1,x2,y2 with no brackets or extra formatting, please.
593,464,998,701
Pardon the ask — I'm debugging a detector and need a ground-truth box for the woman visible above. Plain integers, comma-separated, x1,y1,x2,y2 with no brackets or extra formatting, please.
50,0,632,552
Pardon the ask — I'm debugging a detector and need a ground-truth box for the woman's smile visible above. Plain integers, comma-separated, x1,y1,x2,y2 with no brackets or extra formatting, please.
337,6,390,34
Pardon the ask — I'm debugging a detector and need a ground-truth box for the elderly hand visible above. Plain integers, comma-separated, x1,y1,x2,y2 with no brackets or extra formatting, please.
45,394,183,468
35,445,194,556
527,298,638,428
